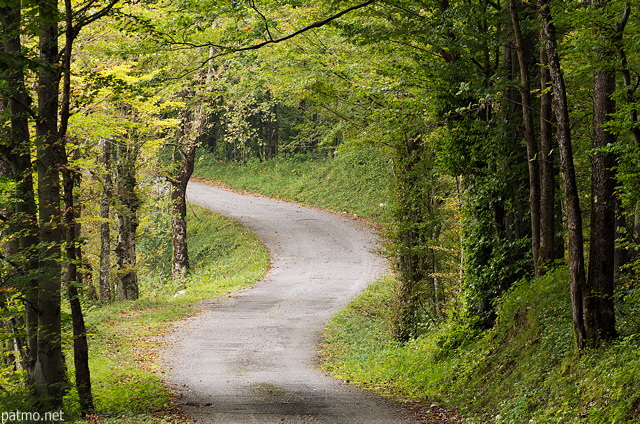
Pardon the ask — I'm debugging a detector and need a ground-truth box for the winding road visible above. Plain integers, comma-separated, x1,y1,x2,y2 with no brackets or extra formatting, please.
163,180,412,423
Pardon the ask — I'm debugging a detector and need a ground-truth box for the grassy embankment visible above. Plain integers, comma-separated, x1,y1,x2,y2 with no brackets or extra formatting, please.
60,205,269,423
194,149,640,424
194,149,393,223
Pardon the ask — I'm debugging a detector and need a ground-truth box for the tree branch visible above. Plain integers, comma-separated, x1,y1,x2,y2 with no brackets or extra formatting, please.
175,0,376,78
250,0,274,41
235,0,375,52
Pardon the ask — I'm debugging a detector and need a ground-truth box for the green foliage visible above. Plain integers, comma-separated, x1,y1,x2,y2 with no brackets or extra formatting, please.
461,172,532,328
0,367,32,412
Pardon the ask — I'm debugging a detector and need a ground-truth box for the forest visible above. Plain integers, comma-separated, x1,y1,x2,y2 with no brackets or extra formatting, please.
1,0,640,422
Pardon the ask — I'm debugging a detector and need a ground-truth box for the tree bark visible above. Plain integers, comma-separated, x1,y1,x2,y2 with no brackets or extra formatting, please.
394,139,426,342
171,184,190,284
0,0,40,378
265,91,279,159
585,0,619,345
33,0,67,407
114,139,139,301
613,4,640,268
99,138,113,303
537,0,588,349
509,0,541,274
171,103,206,284
538,43,559,266
62,151,95,414
392,136,441,342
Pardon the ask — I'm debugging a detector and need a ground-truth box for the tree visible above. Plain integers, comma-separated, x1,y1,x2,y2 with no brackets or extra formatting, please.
584,0,622,345
32,0,68,406
113,128,140,301
2,0,118,408
99,137,113,303
509,0,542,274
169,98,207,284
537,0,588,348
61,145,94,413
0,0,40,379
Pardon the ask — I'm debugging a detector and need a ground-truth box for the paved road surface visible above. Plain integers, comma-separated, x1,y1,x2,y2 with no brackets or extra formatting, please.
163,181,411,423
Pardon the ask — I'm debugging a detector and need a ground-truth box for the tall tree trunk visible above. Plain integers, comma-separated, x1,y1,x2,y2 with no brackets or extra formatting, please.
392,136,441,342
538,43,559,266
538,0,588,349
171,64,213,284
1,0,39,378
114,140,139,301
585,0,619,345
99,138,113,303
33,0,67,406
394,143,425,343
62,150,95,414
509,0,541,274
58,0,94,408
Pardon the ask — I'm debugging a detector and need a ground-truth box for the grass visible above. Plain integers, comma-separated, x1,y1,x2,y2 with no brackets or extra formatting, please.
68,204,269,423
321,268,640,423
193,148,393,222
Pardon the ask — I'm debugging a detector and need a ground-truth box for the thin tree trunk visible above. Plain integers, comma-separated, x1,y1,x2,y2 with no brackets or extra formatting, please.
613,4,640,264
510,0,541,274
99,138,113,303
58,0,94,408
265,92,279,159
0,0,39,377
114,140,139,301
538,0,588,349
171,103,205,283
62,153,94,414
614,4,640,147
585,0,619,345
171,182,190,284
62,157,94,415
171,63,213,284
538,43,558,266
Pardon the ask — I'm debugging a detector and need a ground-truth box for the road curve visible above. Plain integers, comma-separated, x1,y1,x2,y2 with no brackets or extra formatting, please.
163,180,411,423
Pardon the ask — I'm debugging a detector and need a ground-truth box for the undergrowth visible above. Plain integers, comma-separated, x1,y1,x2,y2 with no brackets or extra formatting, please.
321,268,640,423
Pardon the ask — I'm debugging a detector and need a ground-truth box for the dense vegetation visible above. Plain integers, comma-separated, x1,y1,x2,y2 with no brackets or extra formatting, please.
2,0,640,421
